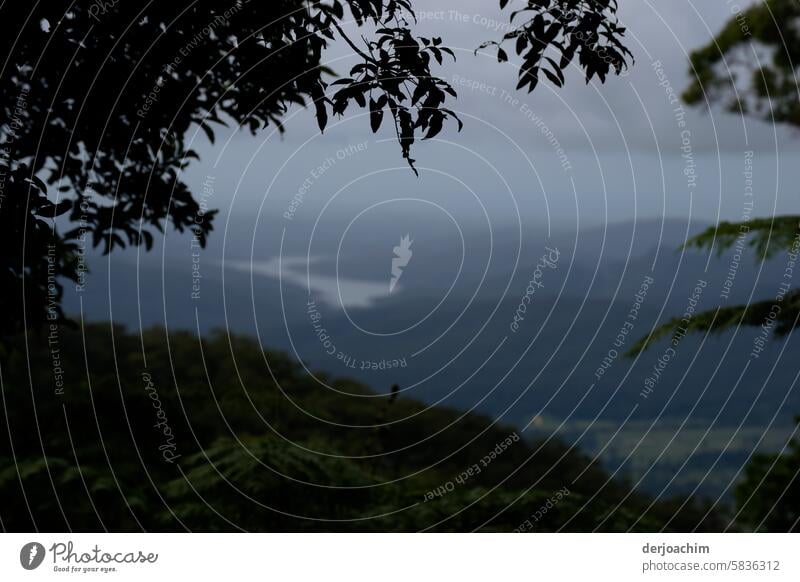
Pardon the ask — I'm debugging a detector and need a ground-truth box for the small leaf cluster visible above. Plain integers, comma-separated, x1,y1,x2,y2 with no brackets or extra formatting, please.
327,27,461,173
483,0,632,92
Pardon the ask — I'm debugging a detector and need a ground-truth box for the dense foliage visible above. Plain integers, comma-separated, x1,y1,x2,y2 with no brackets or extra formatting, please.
0,1,632,336
0,324,725,532
734,417,800,532
639,0,800,346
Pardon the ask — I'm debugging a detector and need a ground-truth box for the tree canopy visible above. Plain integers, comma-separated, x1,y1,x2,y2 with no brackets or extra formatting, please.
0,0,631,336
631,0,800,354
628,3,800,529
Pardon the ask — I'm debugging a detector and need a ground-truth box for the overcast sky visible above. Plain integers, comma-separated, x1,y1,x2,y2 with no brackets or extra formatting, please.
182,0,797,246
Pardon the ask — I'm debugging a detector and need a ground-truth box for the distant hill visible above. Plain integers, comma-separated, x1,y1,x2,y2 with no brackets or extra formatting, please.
59,218,800,498
0,324,725,531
